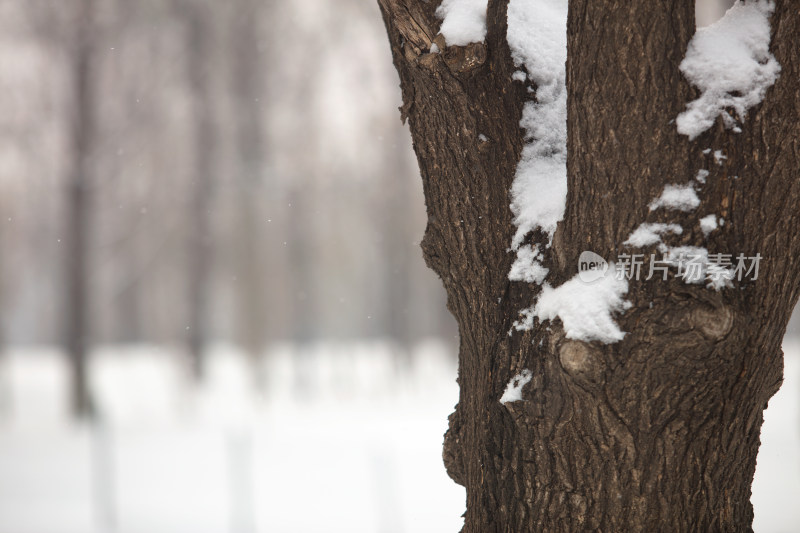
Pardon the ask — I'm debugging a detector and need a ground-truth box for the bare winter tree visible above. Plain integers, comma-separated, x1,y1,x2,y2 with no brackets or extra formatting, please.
230,0,269,376
182,0,218,379
379,0,800,530
63,0,98,418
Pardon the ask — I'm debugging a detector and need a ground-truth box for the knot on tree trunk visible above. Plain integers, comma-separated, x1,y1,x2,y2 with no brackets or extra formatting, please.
691,303,734,340
559,340,605,382
440,42,487,73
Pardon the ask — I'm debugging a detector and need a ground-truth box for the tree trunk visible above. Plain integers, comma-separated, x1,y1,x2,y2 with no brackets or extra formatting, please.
64,0,97,419
232,0,270,385
184,2,217,380
378,0,800,530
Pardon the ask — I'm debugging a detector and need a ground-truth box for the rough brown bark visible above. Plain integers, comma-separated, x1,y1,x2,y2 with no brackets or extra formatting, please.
379,0,800,531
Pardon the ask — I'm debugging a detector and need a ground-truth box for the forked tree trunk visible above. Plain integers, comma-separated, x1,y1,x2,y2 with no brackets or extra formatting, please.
378,0,800,530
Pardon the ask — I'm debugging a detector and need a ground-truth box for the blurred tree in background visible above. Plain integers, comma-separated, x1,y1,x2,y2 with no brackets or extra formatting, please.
0,0,457,416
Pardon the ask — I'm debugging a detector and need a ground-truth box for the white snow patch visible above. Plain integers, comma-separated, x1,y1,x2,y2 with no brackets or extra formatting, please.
507,0,568,249
435,0,488,46
714,150,727,164
500,369,533,404
696,169,709,184
706,263,735,290
507,0,567,96
624,223,683,248
665,246,734,290
649,184,700,212
534,266,631,344
512,70,527,82
430,42,440,54
508,244,549,284
700,214,719,236
677,1,780,139
510,156,567,245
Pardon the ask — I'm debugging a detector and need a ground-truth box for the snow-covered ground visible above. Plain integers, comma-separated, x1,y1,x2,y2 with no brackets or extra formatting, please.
752,340,800,532
0,339,797,532
0,341,465,533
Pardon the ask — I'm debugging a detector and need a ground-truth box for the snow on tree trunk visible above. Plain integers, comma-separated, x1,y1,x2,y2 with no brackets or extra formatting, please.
378,0,800,530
